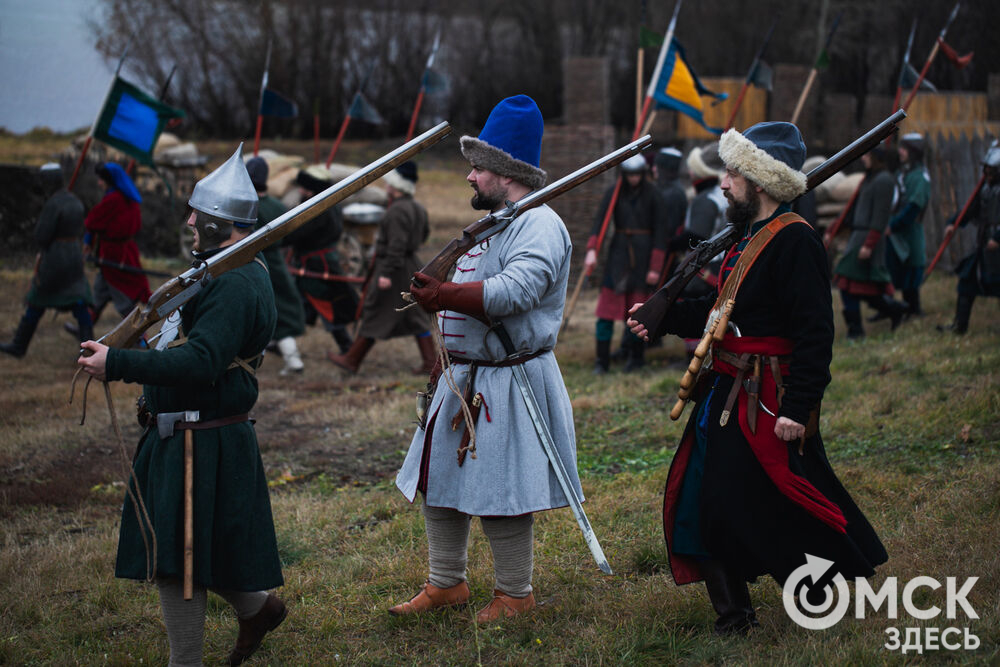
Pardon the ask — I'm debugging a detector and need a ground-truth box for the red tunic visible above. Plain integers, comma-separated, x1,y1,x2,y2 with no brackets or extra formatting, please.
85,191,151,303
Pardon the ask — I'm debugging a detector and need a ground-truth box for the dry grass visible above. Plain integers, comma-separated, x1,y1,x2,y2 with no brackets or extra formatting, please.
0,157,998,663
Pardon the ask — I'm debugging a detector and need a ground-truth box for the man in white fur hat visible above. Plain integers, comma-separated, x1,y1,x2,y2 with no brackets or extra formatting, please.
629,122,886,634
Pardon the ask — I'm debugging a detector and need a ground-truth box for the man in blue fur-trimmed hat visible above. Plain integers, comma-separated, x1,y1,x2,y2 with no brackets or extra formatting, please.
629,122,886,634
393,95,585,623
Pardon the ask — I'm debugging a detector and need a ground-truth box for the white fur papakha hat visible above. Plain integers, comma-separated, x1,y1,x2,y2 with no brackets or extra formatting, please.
718,121,808,203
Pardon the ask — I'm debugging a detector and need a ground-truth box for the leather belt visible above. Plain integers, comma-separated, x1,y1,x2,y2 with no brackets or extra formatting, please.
448,348,548,367
159,412,251,432
713,349,790,434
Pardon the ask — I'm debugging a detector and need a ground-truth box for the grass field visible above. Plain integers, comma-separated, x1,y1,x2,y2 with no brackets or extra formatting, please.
0,158,998,664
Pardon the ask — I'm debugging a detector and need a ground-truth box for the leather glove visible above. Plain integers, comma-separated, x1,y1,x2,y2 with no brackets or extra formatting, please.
410,272,488,323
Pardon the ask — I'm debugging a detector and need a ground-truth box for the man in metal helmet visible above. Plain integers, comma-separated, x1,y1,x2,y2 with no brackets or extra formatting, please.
940,142,1000,333
1,163,93,357
78,146,286,666
584,152,669,373
886,132,932,317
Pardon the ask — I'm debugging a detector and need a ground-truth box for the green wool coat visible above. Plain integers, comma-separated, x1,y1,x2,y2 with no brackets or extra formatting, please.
834,169,894,284
889,164,931,268
257,195,306,340
106,256,283,591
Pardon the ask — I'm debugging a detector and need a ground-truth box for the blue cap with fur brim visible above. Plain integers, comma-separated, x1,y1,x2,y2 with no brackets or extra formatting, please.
460,94,547,189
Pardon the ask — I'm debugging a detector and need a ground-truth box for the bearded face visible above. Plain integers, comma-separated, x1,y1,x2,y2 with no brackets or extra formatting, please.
467,166,509,212
724,177,762,227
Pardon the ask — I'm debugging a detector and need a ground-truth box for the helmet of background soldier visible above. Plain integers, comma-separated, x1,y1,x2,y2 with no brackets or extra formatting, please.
39,162,64,194
982,141,1000,169
621,154,648,173
899,132,925,162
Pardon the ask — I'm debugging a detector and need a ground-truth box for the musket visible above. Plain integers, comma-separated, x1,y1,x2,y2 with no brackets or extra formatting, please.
87,255,173,279
411,138,655,576
629,109,907,338
413,135,653,284
92,122,451,351
285,264,366,284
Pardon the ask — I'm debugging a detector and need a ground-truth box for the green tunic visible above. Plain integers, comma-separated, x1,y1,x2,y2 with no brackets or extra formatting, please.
256,195,306,340
106,256,282,591
888,164,931,268
834,169,894,284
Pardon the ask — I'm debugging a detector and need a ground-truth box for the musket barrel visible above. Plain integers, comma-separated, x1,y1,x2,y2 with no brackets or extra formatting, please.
629,109,907,336
96,122,452,350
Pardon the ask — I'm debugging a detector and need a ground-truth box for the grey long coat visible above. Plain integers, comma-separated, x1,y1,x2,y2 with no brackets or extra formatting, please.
396,205,584,516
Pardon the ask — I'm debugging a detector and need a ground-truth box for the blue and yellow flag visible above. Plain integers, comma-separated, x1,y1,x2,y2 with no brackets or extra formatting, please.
651,38,727,134
93,76,185,165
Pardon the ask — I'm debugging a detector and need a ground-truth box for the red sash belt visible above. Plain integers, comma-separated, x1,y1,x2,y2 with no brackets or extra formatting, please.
711,333,848,534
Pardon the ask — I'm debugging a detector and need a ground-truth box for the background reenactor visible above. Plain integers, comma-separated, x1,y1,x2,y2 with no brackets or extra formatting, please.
284,165,357,355
1,163,93,357
941,143,1000,333
832,145,908,338
885,132,931,318
585,155,668,373
246,157,307,375
329,161,436,374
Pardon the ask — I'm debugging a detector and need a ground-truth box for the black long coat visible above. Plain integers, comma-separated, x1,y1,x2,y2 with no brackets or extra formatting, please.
657,211,887,586
25,190,92,309
592,179,668,293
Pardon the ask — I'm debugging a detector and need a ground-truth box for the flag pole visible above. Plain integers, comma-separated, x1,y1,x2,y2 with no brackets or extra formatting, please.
325,103,353,167
900,1,961,112
407,30,440,142
326,61,377,167
892,20,918,113
313,98,321,164
126,65,177,175
253,40,273,157
563,0,682,331
68,35,134,191
791,6,840,125
725,15,778,131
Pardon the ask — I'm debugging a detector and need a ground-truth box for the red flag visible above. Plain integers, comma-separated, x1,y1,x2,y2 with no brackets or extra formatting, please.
937,37,973,68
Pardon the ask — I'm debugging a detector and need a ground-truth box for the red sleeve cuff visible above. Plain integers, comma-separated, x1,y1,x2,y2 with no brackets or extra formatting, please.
648,248,667,275
586,235,599,252
863,229,881,248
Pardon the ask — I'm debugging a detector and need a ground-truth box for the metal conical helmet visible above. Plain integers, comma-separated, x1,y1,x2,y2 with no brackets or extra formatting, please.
188,143,258,225
983,141,1000,169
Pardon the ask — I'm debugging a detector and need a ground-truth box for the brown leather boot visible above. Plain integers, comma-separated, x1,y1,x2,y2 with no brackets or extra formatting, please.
388,581,470,615
327,337,374,373
475,589,536,623
227,593,287,666
412,335,437,375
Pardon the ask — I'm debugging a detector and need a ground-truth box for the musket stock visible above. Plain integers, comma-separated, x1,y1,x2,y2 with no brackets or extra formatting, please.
94,122,452,351
413,135,654,286
629,109,907,336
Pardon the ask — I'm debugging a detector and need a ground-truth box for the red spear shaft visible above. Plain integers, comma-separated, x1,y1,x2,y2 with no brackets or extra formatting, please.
925,172,985,276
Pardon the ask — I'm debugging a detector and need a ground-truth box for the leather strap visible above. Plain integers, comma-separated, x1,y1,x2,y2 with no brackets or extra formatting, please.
448,348,548,368
170,412,252,431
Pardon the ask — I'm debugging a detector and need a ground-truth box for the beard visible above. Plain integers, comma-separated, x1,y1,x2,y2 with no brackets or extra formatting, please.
470,184,507,211
725,185,761,227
